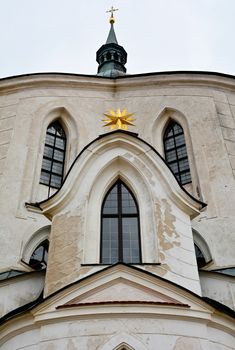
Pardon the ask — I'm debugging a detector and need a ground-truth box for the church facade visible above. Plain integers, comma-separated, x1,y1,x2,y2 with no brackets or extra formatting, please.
0,12,235,350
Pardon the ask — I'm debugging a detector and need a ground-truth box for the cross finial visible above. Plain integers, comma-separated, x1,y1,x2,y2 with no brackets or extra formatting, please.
106,6,118,24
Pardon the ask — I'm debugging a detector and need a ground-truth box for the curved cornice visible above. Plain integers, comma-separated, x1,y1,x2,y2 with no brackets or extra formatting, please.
1,71,235,94
36,130,206,220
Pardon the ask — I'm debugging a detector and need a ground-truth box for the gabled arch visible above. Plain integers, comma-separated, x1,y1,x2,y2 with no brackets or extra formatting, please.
101,333,147,350
39,131,204,266
84,155,157,264
39,131,203,214
114,343,135,350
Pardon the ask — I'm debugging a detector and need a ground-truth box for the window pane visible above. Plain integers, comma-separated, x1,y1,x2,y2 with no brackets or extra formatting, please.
50,174,62,188
47,125,56,134
45,134,55,146
165,138,174,150
177,146,187,158
103,185,118,214
169,162,179,173
164,122,191,186
40,171,50,185
173,124,183,135
179,159,189,172
102,218,118,264
42,158,52,171
54,149,64,161
121,184,137,214
52,162,63,175
40,121,66,191
122,217,140,263
166,149,177,162
180,171,191,184
55,137,66,150
175,134,185,147
44,145,53,158
101,181,141,264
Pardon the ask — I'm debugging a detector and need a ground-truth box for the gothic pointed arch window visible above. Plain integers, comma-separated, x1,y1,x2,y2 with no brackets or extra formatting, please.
40,120,66,191
163,121,191,185
101,180,141,264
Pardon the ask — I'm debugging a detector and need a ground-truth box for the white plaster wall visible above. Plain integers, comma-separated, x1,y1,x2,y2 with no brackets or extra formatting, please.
0,272,44,317
200,271,235,310
1,317,234,350
0,72,235,275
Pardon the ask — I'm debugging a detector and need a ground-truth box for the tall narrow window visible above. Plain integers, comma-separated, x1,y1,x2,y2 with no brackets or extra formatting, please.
101,180,141,264
164,121,191,185
40,121,66,190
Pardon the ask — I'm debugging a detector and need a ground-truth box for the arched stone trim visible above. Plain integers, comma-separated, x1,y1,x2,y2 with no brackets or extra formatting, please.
22,225,51,264
153,107,201,198
114,343,134,350
101,333,147,350
28,105,78,202
84,156,157,264
39,132,204,271
193,229,212,264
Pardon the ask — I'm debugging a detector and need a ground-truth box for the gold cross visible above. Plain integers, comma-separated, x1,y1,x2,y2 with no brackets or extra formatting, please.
106,6,119,17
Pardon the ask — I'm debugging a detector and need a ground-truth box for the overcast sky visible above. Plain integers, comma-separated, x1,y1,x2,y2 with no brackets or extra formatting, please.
0,0,235,78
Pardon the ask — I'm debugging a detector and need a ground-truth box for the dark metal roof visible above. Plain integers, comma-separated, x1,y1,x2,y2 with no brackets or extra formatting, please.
210,267,235,277
106,23,118,44
1,70,235,83
1,263,234,327
0,270,26,281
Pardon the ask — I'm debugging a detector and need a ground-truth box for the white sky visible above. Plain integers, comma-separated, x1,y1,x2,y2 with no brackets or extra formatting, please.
0,0,235,78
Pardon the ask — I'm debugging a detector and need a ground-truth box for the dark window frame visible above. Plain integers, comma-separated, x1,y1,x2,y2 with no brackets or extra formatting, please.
40,121,66,194
100,180,142,264
163,121,191,185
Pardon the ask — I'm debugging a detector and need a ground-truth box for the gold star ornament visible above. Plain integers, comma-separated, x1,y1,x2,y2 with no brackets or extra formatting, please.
102,108,136,130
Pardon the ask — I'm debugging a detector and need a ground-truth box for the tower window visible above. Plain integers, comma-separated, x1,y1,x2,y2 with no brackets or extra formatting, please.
101,180,141,264
163,121,191,185
40,121,66,190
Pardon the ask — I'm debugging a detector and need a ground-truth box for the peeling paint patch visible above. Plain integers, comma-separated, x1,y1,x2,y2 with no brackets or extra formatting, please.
145,265,167,277
45,214,82,296
156,199,180,266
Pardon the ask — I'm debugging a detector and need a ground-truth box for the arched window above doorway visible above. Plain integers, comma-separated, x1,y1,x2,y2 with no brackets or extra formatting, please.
40,120,66,191
101,180,141,264
163,121,191,185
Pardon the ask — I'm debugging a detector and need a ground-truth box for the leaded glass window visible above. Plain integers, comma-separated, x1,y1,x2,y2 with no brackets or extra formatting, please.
101,180,141,264
40,121,66,190
164,121,191,185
